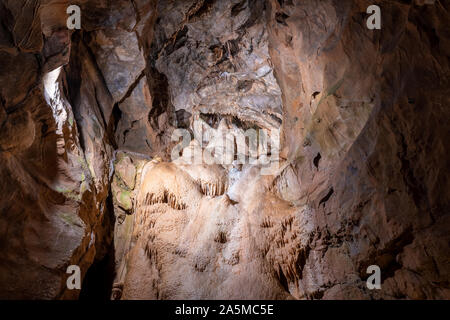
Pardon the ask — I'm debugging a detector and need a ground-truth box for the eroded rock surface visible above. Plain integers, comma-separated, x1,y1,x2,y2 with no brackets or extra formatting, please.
265,0,450,299
0,0,114,299
117,0,450,300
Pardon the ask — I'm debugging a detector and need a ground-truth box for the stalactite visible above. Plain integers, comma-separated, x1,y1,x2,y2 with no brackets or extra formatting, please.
140,190,187,210
197,179,228,197
262,211,309,291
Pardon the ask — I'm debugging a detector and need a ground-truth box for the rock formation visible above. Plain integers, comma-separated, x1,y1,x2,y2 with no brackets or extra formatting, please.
0,0,449,300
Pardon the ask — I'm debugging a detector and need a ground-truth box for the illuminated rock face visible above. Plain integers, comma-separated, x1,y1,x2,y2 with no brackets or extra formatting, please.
118,161,293,299
0,0,449,300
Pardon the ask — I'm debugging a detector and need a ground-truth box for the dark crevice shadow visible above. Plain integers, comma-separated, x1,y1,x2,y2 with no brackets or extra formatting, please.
79,246,116,300
79,191,116,300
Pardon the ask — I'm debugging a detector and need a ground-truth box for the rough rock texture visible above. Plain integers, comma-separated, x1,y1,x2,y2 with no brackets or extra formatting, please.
150,0,283,130
116,161,291,299
0,0,449,300
0,0,158,299
117,0,450,300
0,0,114,299
265,0,450,299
